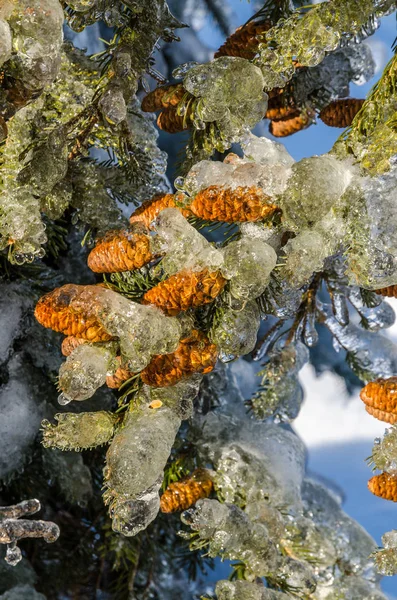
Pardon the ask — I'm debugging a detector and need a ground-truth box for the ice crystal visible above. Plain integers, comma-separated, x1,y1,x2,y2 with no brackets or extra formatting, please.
251,342,308,421
41,411,117,451
322,304,397,381
0,499,59,567
215,580,288,600
257,0,394,83
372,530,397,576
7,0,64,90
221,237,277,301
370,426,397,474
58,344,117,404
183,57,268,143
67,285,182,372
0,20,12,68
104,404,181,536
211,301,261,362
182,499,284,578
151,208,224,276
279,155,354,231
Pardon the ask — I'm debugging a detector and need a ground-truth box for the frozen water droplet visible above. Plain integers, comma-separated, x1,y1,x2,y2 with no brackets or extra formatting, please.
5,543,22,566
174,176,185,191
58,392,71,406
172,62,199,79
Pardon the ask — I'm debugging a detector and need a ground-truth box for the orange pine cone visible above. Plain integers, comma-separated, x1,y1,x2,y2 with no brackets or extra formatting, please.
129,194,191,230
157,107,192,134
375,286,397,298
141,83,185,113
105,330,217,389
319,98,365,128
269,113,312,137
160,468,214,513
34,284,113,342
265,106,301,121
368,472,397,502
87,229,153,274
142,269,227,316
215,20,271,60
141,330,218,387
106,357,134,389
61,336,88,357
365,405,397,425
189,185,279,223
360,377,397,422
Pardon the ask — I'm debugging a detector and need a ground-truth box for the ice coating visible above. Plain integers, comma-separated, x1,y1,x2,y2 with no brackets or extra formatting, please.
282,228,339,287
181,499,283,578
17,129,69,196
341,169,397,288
104,404,181,535
291,44,375,113
322,304,397,381
58,344,117,404
0,186,47,263
151,208,224,276
183,57,268,141
182,137,293,198
221,237,277,300
347,287,395,331
7,0,64,90
181,160,235,196
180,364,388,596
370,426,397,474
302,478,381,580
210,301,261,362
147,375,202,420
372,529,397,576
279,155,354,231
69,285,182,371
319,575,388,599
41,411,117,451
215,580,289,599
241,133,295,168
251,342,308,422
257,0,393,81
99,88,127,125
196,413,306,510
0,20,12,68
280,513,337,570
363,165,397,260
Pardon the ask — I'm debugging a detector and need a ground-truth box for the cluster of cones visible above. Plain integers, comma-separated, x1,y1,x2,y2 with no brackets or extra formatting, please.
141,19,365,138
360,287,397,503
36,190,267,390
361,377,397,501
34,197,226,514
